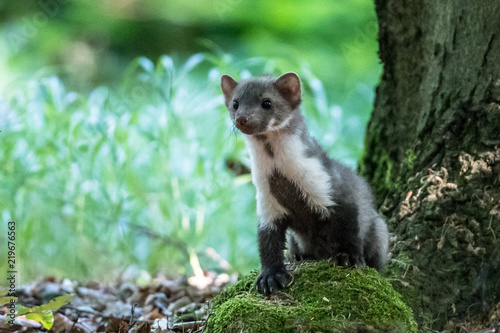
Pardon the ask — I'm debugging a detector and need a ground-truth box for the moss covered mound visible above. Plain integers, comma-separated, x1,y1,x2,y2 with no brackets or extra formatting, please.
205,261,417,333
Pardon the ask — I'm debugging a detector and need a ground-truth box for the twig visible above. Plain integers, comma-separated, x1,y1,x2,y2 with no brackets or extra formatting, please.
201,301,211,333
129,303,137,327
172,321,205,330
69,318,78,333
61,305,100,315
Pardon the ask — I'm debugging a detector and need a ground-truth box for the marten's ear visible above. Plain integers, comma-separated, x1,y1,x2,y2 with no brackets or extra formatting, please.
221,75,238,108
274,72,301,109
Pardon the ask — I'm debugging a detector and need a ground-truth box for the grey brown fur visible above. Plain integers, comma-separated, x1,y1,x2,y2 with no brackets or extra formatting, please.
221,72,389,295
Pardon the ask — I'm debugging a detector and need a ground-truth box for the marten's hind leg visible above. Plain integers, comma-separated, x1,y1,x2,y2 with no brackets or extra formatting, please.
286,231,302,261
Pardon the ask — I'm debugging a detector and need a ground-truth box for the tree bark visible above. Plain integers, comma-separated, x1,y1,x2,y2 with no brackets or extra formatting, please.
360,0,500,330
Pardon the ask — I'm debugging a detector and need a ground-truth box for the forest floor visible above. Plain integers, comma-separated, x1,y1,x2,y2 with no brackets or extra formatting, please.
0,268,235,333
1,267,499,333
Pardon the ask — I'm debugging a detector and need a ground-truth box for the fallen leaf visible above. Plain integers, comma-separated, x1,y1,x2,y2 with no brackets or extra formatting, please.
25,310,53,330
129,321,151,333
51,313,74,332
105,316,129,333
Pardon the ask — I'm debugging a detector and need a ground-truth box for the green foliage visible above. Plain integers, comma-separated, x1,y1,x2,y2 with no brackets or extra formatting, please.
0,0,380,95
16,294,73,329
206,261,418,333
0,55,246,280
0,296,16,305
0,288,17,306
0,52,375,281
0,1,381,282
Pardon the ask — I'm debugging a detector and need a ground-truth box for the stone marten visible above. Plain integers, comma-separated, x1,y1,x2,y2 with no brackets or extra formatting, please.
221,72,389,295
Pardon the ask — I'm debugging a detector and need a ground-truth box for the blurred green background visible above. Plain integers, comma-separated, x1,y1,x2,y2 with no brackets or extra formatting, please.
0,0,381,283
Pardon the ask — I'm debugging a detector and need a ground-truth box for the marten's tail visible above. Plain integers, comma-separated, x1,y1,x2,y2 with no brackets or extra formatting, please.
364,214,389,271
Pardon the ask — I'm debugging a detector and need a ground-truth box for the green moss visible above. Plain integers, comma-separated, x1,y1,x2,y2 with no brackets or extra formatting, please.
206,261,417,333
368,153,395,203
384,252,419,314
404,148,418,171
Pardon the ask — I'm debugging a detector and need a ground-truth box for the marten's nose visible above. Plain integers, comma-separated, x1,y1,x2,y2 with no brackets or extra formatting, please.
236,116,248,128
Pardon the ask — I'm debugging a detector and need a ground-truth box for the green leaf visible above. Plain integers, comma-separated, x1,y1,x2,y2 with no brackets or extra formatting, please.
25,310,54,329
16,304,32,316
17,294,73,316
39,294,73,312
16,294,73,330
0,296,17,305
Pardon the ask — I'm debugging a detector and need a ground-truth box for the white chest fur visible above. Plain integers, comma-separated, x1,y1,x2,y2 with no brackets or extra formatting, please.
245,131,335,227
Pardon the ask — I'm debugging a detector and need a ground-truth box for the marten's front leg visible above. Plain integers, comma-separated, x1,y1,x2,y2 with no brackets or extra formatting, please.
256,219,292,295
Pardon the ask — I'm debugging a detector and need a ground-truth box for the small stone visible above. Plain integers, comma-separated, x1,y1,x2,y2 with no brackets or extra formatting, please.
151,318,169,333
61,279,75,293
118,283,137,302
41,282,62,301
144,292,169,308
167,296,191,312
176,302,197,314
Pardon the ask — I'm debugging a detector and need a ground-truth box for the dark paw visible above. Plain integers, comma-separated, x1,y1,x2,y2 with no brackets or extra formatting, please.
256,267,293,295
330,253,366,269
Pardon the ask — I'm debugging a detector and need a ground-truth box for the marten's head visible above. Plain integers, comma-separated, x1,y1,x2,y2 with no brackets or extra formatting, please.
220,72,302,135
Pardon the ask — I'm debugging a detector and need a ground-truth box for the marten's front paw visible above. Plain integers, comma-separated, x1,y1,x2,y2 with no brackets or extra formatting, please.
256,267,292,295
330,253,365,269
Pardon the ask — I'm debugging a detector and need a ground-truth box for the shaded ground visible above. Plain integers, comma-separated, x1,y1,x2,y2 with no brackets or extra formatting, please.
0,269,234,333
1,264,499,332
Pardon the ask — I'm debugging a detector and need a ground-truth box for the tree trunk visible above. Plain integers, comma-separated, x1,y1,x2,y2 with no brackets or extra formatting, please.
360,0,500,330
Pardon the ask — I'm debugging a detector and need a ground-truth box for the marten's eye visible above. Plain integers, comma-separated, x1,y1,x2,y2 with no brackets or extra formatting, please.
233,101,239,110
261,100,272,109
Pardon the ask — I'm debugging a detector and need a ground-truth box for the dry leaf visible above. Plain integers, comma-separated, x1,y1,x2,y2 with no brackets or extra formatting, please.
51,313,74,332
105,316,129,333
129,321,151,333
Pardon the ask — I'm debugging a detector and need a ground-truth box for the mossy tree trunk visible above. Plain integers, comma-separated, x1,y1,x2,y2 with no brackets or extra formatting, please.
360,0,500,330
